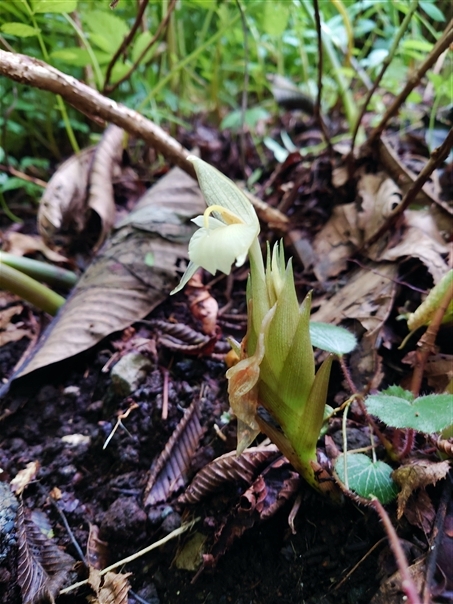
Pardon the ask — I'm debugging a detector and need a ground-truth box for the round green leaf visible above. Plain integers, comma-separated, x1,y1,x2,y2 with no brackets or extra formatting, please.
309,322,357,355
335,453,399,504
1,23,39,37
365,393,453,433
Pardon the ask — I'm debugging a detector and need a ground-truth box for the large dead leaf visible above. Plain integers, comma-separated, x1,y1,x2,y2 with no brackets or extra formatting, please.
144,398,206,507
16,501,74,604
10,167,204,380
313,171,449,283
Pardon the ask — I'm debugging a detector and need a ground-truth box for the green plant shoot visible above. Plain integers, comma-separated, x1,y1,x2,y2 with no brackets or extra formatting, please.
171,156,356,498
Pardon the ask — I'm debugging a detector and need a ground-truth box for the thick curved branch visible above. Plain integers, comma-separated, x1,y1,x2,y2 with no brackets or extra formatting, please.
0,49,196,178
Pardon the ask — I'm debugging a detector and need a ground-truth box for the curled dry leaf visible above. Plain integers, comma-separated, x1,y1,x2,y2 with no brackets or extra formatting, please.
38,146,94,242
180,444,280,504
144,398,206,507
88,567,131,604
16,501,74,604
6,167,204,384
86,523,109,571
185,272,219,336
38,125,124,251
87,125,125,250
10,461,40,495
392,459,451,519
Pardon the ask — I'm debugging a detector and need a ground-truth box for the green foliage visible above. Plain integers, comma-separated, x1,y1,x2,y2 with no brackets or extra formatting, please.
365,387,453,433
309,322,357,356
335,453,399,504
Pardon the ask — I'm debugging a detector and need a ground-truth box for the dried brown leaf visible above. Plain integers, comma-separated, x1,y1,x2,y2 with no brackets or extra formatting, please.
180,444,280,504
403,489,435,534
392,460,451,519
11,167,204,381
16,501,74,604
144,398,205,507
86,524,109,571
185,272,219,335
87,567,131,604
376,209,449,284
10,461,40,495
312,203,360,281
38,146,94,241
88,125,124,250
3,232,68,263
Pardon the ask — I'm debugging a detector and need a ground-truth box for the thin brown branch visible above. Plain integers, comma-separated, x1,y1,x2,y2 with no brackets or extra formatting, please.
103,0,150,91
371,498,421,604
312,0,332,150
0,163,47,188
235,0,249,178
367,19,453,146
0,49,195,178
104,0,177,94
350,0,418,154
361,126,453,252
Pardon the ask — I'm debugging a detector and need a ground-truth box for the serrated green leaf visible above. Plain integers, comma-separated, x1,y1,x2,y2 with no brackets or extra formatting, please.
365,393,453,433
335,453,399,503
1,22,39,37
309,322,357,355
381,385,414,402
32,0,77,13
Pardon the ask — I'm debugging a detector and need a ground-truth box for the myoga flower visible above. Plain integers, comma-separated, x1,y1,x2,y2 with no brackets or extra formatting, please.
171,156,260,294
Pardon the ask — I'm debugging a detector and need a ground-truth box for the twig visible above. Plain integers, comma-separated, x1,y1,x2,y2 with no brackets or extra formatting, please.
367,19,453,146
0,49,195,178
103,0,150,91
333,537,386,591
361,126,453,252
422,473,451,603
371,497,421,604
59,517,200,595
0,163,46,188
235,0,249,178
104,0,178,94
350,0,419,155
312,0,332,150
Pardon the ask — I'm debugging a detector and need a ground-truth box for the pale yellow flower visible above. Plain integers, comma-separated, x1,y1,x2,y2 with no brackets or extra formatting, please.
171,157,260,294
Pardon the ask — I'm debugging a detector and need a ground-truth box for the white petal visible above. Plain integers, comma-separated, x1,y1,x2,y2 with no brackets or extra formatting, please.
170,261,200,295
189,223,257,275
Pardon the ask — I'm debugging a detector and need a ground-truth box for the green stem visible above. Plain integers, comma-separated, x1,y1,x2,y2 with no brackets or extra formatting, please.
139,12,240,109
23,0,79,153
0,263,65,315
0,252,78,289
